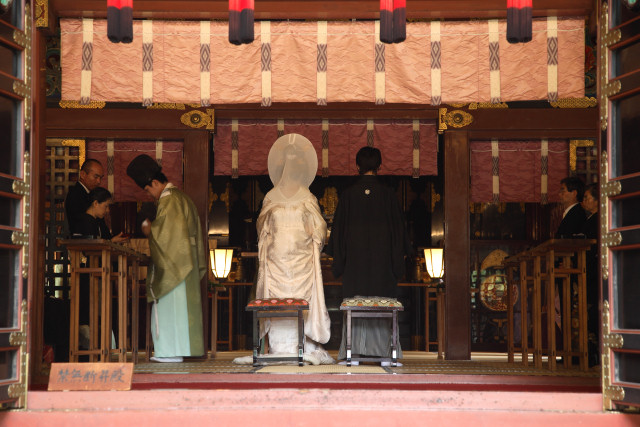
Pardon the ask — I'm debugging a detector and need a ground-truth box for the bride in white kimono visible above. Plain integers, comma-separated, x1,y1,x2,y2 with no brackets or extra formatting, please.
253,133,333,364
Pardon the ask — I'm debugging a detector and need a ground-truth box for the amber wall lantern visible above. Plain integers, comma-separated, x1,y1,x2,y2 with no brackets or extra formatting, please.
210,248,234,279
424,248,444,280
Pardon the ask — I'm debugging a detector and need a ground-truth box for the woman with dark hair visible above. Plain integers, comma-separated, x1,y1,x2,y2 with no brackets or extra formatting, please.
74,187,127,243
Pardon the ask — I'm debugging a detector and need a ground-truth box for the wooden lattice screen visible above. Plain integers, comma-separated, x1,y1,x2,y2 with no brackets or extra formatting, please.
44,138,85,298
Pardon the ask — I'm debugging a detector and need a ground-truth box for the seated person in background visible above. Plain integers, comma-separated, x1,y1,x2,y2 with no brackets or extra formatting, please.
555,176,586,238
74,187,128,243
326,146,411,366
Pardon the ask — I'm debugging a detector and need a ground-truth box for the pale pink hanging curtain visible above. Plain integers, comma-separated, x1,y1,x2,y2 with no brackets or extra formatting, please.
60,18,584,106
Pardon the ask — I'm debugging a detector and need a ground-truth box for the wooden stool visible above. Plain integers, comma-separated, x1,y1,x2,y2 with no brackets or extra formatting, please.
246,298,309,366
340,297,404,367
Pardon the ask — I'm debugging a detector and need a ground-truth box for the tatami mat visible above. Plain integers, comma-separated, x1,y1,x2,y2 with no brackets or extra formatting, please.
131,351,599,377
256,364,387,374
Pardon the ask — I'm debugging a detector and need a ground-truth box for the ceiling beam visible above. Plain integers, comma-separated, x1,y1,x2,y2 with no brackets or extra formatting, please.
50,0,594,21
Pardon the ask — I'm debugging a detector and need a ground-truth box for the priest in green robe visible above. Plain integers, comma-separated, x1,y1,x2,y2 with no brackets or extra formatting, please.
127,154,205,363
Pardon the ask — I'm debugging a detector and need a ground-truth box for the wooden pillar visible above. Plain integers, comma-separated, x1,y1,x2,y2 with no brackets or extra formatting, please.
30,26,49,382
444,130,471,360
184,130,211,355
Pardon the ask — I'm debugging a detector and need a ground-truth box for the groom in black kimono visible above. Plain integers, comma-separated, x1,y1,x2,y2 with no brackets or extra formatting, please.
326,146,411,364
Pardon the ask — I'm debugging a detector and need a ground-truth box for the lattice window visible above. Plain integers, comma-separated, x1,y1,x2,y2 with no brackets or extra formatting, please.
44,139,85,298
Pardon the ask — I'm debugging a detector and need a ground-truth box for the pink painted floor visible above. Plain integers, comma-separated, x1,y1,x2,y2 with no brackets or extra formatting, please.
3,388,640,427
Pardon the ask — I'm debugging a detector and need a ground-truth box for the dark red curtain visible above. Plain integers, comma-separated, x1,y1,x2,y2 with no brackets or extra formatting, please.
213,119,438,176
470,139,569,203
86,140,183,202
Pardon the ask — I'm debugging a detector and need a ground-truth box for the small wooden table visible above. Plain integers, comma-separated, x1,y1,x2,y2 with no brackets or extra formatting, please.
62,239,148,363
505,238,594,371
398,281,445,359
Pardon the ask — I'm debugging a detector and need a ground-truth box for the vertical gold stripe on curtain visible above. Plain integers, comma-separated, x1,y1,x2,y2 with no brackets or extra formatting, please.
412,120,420,178
156,140,163,166
317,21,327,106
231,119,239,178
261,21,272,107
488,19,501,104
367,119,375,147
200,21,211,107
80,19,93,104
491,139,500,203
322,119,329,177
107,140,115,193
142,20,154,106
547,17,558,102
430,21,441,106
541,139,549,204
374,21,386,105
277,119,284,137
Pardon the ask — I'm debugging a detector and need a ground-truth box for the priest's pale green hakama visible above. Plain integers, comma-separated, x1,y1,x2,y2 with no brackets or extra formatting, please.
150,281,193,357
147,185,205,358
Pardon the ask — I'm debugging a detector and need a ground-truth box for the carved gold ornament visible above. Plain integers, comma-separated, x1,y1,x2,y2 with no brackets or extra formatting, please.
468,102,508,109
35,0,49,28
440,109,473,130
13,4,31,130
602,300,625,410
599,3,622,130
550,97,598,108
431,191,441,213
146,103,197,110
600,151,621,280
210,182,230,213
59,100,106,109
7,300,28,408
181,109,215,130
569,139,595,171
319,186,338,218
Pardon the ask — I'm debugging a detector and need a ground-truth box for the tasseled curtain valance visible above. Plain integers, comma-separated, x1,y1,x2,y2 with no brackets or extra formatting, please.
213,119,438,177
86,140,183,202
470,139,569,203
60,18,584,106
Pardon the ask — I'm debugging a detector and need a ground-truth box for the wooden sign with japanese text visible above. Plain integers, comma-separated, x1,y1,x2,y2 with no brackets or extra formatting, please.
48,363,133,391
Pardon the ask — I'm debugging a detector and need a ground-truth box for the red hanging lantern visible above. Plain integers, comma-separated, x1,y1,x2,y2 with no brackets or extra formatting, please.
107,0,133,43
229,0,254,45
380,0,406,44
380,0,394,43
507,0,532,44
392,0,406,43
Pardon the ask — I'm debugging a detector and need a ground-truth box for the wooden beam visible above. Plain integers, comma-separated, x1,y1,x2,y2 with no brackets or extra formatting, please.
50,0,594,20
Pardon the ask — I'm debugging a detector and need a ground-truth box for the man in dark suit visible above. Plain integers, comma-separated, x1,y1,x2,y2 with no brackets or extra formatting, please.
555,176,586,238
553,176,587,365
64,159,105,235
62,159,105,344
